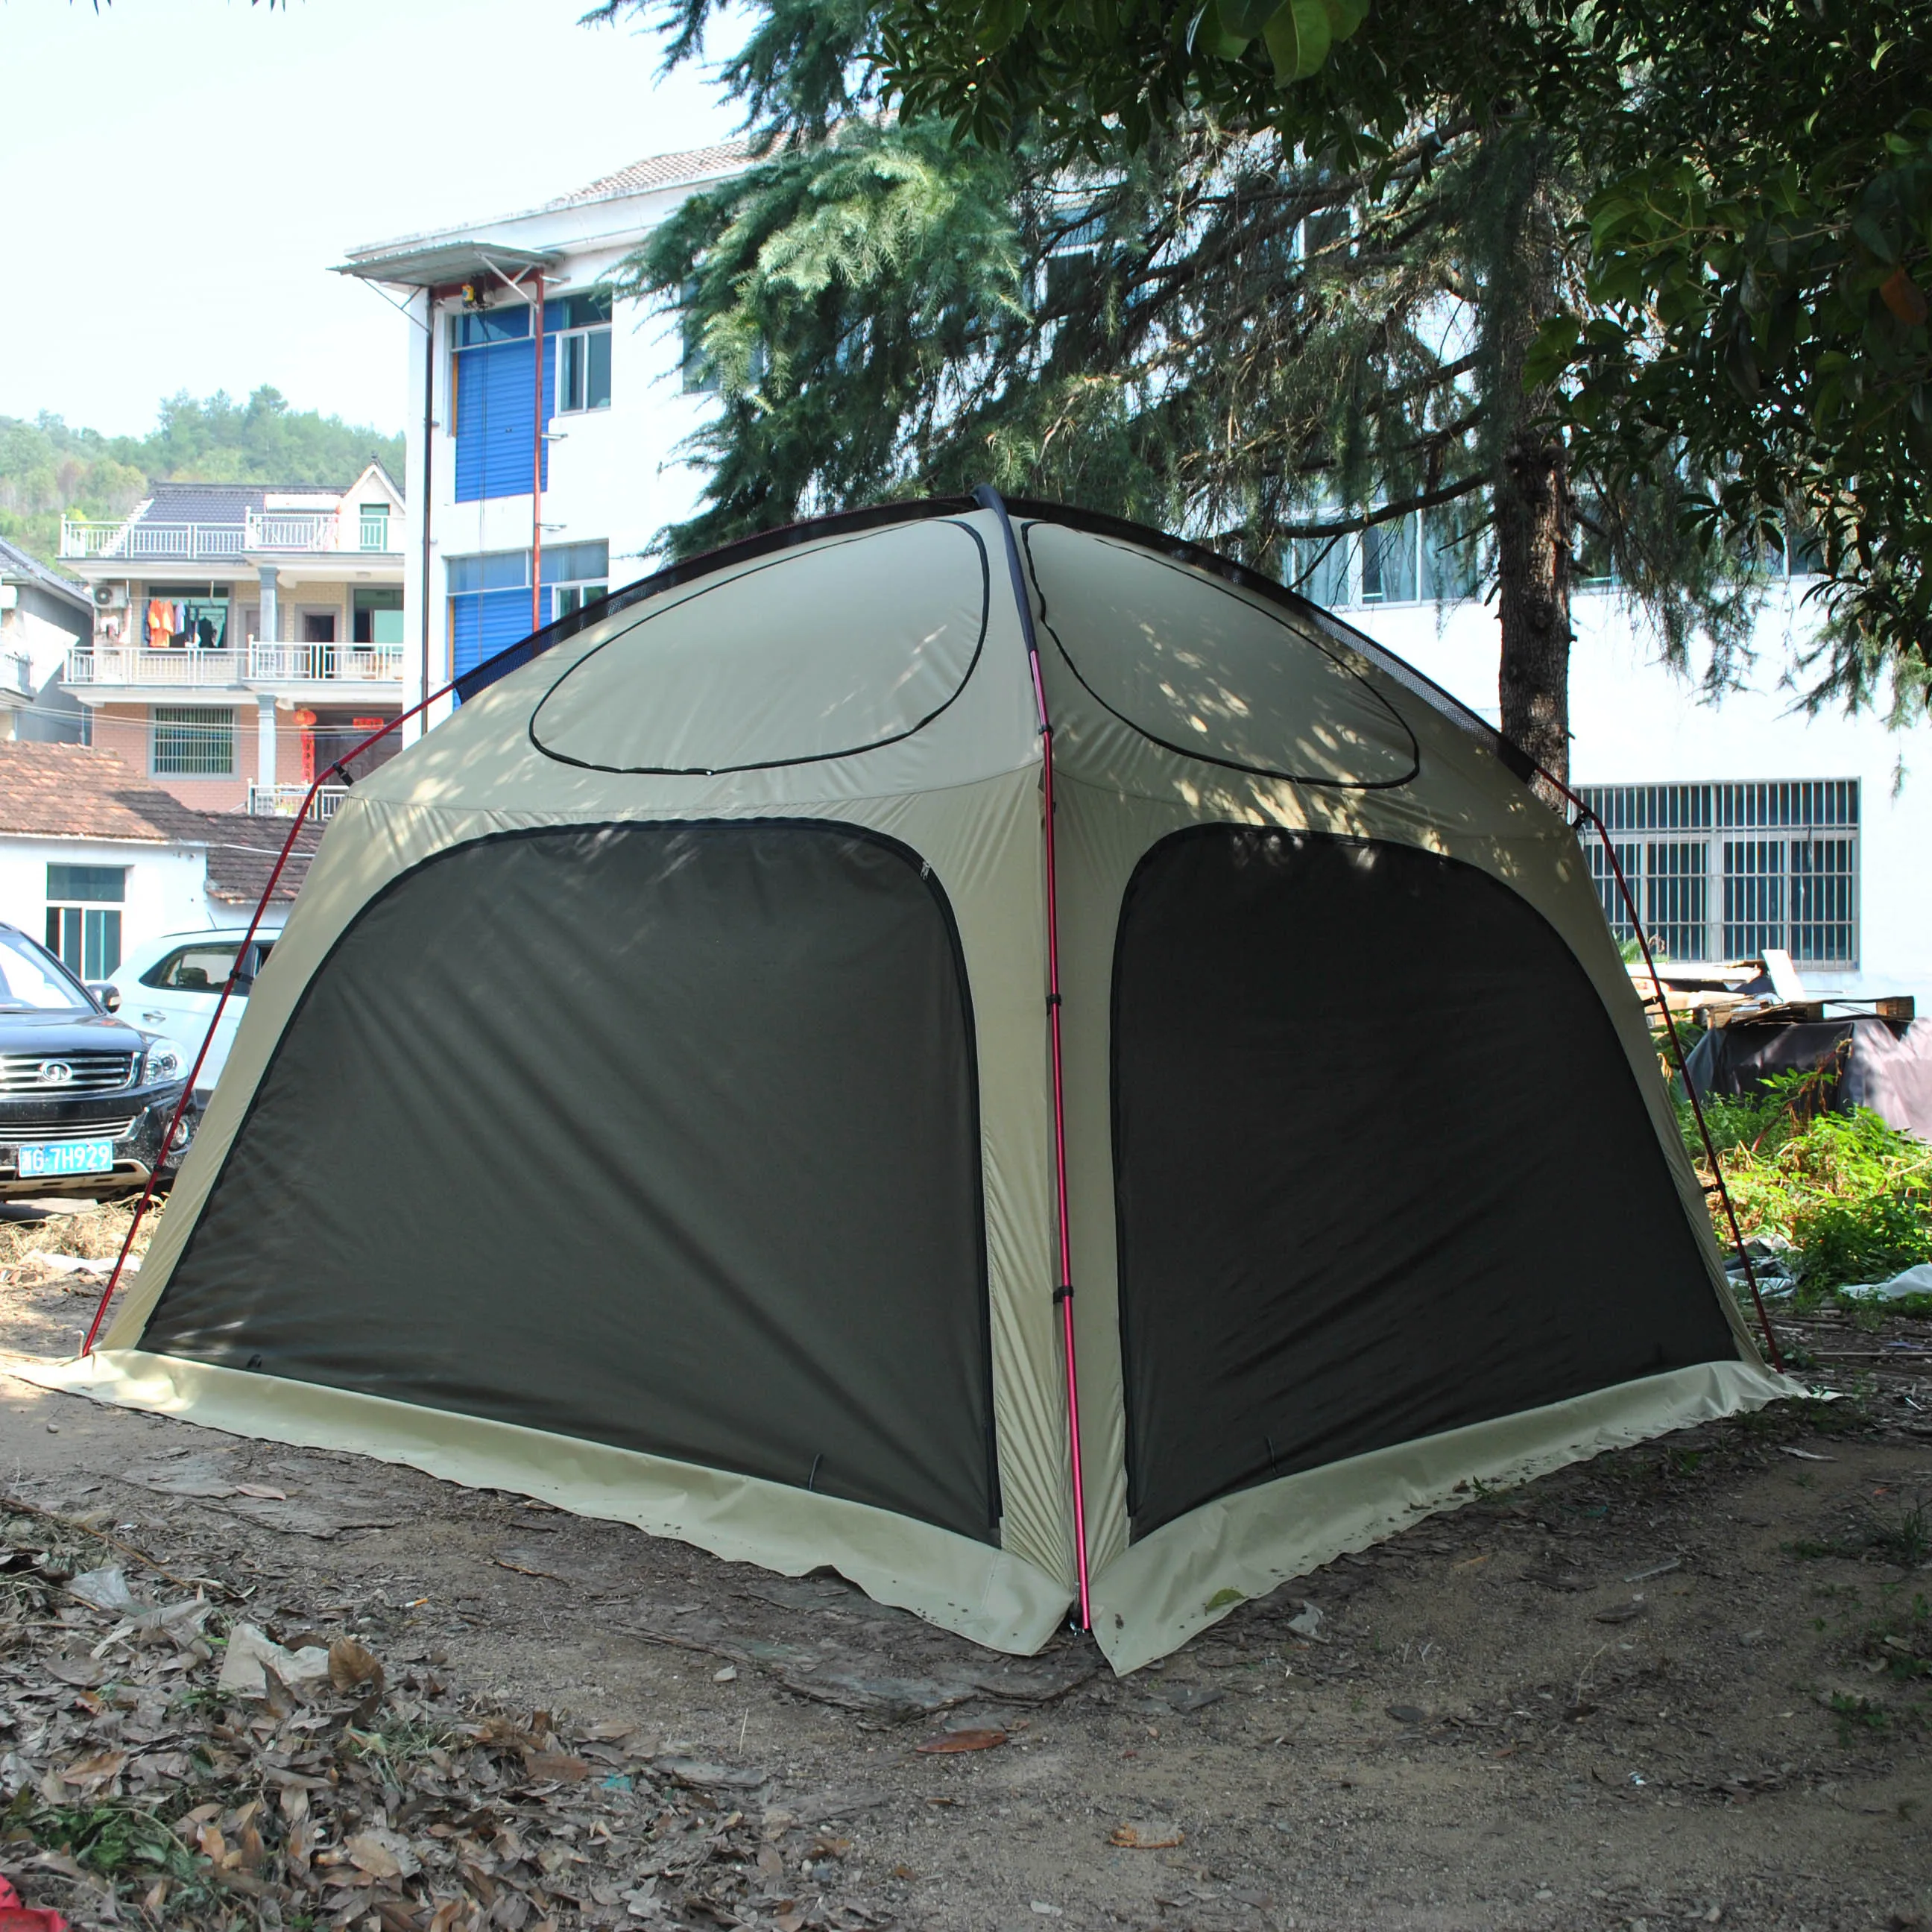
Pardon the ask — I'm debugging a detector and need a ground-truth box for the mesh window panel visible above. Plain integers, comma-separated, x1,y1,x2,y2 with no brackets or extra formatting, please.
142,822,1000,1541
1111,827,1735,1538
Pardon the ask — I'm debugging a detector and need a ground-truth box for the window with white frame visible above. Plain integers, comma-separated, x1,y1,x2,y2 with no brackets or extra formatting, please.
152,704,236,777
1290,503,1481,609
45,864,125,979
546,540,610,618
1577,780,1859,965
555,289,613,413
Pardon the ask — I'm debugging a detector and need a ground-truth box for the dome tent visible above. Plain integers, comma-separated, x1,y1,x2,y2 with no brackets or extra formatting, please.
42,492,1794,1672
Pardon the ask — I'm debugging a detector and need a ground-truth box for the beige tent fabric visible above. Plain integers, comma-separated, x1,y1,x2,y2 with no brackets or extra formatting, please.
1090,1358,1793,1673
63,499,1790,1668
24,1349,1073,1654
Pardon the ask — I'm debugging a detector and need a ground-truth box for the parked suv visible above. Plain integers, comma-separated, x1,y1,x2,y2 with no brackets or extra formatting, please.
105,926,282,1100
0,923,191,1202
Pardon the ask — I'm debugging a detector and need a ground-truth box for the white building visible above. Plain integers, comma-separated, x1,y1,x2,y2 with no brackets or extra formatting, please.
337,142,748,739
52,465,408,819
343,140,1932,1005
0,538,89,743
0,743,317,979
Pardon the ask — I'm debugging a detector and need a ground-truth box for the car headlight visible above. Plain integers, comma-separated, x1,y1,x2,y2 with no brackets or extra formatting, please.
142,1038,186,1085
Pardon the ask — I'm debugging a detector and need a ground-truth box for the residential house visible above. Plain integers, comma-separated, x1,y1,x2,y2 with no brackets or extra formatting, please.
337,141,748,733
344,139,1932,1003
0,537,88,743
0,742,318,980
54,464,407,818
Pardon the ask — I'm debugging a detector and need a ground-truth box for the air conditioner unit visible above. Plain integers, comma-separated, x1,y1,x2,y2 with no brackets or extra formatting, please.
92,584,129,610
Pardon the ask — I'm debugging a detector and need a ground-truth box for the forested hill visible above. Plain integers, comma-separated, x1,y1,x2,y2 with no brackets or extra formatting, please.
0,388,405,567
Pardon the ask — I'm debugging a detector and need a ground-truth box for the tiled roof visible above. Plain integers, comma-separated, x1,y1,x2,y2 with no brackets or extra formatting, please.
198,819,322,906
0,537,90,616
554,139,753,206
0,743,201,845
0,744,321,904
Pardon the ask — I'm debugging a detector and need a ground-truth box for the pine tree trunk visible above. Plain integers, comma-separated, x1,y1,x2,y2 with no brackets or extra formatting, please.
1494,426,1572,789
1483,129,1573,798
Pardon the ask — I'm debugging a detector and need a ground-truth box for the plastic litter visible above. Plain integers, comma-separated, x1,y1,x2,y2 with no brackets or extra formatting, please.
1839,1263,1932,1304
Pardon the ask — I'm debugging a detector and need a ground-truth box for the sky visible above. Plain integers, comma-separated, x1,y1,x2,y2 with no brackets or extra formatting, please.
1,0,745,438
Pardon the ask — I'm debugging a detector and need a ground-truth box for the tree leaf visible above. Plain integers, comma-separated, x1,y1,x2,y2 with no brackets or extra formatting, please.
1262,0,1333,82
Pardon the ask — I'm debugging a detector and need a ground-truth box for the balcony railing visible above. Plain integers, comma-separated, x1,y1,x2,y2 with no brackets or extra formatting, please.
245,643,404,684
63,643,403,689
60,520,247,561
65,646,242,686
247,784,348,821
0,653,33,699
60,510,400,561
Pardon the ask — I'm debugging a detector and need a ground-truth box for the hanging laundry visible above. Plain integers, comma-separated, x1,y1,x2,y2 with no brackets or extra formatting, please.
146,599,171,651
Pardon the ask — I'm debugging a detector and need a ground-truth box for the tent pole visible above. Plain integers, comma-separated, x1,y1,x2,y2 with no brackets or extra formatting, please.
973,484,1093,1632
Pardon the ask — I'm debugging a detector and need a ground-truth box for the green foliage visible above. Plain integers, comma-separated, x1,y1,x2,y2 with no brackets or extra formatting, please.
0,389,404,567
1542,0,1932,717
1681,1070,1932,1295
4,1790,199,1885
861,0,1932,715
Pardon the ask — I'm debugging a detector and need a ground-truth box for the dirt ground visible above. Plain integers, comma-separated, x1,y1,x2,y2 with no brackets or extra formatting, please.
0,1205,1927,1932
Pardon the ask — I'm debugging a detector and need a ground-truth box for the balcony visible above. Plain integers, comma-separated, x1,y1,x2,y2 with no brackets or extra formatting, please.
247,784,348,821
64,643,403,693
60,511,398,563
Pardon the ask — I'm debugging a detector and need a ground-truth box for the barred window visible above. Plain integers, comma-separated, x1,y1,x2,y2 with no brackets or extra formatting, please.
152,705,236,778
1576,781,1858,965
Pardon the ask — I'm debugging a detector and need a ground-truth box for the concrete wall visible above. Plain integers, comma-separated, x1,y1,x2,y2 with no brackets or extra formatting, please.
1349,585,1932,1003
89,702,310,812
0,833,210,964
399,181,731,738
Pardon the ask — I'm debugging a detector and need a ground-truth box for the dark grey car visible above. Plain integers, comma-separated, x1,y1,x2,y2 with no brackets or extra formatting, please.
0,923,192,1201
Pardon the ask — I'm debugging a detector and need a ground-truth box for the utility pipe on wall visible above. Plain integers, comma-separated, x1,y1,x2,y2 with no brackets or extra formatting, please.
420,289,436,739
531,271,546,634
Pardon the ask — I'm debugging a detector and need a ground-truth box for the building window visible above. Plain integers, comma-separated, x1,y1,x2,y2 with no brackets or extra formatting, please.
352,587,404,645
556,289,613,413
1578,780,1859,966
142,584,230,651
546,540,610,618
152,704,236,777
680,282,717,394
1292,505,1478,609
45,864,125,979
359,502,391,550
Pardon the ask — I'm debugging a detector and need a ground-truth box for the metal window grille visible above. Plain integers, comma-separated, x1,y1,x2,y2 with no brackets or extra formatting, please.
152,705,235,777
1645,841,1710,960
1578,781,1858,965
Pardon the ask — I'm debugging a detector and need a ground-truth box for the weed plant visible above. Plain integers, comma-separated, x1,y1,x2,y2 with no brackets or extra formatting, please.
1674,1064,1932,1301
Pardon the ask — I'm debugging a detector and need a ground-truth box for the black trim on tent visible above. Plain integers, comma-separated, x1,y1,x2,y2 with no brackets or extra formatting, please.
1111,824,1738,1539
142,820,1003,1543
526,520,992,775
452,490,1538,791
1017,519,1422,789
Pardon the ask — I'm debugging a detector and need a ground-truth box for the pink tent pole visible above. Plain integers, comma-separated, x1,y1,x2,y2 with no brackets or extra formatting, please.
975,485,1093,1632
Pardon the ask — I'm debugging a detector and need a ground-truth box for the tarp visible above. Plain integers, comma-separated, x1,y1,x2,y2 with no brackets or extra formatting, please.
1685,1014,1932,1142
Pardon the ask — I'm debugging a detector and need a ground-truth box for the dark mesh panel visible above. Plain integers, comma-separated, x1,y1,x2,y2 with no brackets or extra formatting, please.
144,822,998,1541
1113,827,1736,1538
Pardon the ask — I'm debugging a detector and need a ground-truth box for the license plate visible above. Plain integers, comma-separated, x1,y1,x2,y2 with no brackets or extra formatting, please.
19,1140,116,1178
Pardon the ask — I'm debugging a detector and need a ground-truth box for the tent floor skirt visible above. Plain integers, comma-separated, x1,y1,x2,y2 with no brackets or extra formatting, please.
23,1349,1075,1658
1090,1358,1803,1673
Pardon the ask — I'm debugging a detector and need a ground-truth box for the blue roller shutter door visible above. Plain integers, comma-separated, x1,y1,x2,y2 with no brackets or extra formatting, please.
452,337,556,504
449,587,535,681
